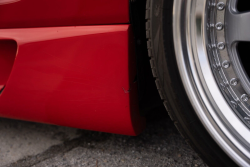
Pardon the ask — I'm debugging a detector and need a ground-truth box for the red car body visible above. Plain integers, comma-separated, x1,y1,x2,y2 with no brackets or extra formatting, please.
0,0,145,135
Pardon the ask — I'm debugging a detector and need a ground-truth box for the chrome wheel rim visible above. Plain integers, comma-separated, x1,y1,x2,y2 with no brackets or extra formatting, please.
173,0,250,166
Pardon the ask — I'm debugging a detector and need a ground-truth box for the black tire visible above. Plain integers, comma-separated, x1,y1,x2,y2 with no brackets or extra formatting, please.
145,0,236,166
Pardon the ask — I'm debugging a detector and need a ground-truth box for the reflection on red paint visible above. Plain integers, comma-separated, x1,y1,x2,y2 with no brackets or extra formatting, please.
0,0,20,5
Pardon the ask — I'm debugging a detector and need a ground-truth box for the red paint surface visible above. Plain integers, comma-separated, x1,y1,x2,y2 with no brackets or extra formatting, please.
0,0,129,28
0,25,145,135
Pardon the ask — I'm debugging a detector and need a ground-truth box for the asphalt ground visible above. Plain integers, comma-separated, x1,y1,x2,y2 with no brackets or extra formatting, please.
0,107,208,167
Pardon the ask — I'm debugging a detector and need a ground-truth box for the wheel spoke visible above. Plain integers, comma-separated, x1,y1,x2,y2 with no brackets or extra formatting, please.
226,10,250,45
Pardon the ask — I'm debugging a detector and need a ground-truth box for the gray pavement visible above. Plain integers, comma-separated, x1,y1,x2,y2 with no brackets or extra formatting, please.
0,108,208,167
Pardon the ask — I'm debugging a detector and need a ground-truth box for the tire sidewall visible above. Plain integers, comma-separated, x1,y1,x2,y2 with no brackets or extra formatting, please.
147,0,237,166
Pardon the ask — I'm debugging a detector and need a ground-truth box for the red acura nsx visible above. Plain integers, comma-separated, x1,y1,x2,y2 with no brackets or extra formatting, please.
0,0,249,166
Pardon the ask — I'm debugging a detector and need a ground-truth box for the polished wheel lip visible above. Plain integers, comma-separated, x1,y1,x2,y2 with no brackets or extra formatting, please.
173,0,250,166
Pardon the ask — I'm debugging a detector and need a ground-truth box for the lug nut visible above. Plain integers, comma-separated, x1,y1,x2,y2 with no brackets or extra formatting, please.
217,2,225,10
230,78,238,86
222,60,230,69
241,94,249,102
215,22,224,30
217,42,225,50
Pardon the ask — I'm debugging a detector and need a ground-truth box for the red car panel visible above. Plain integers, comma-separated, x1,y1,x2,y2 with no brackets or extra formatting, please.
0,0,129,28
0,25,145,135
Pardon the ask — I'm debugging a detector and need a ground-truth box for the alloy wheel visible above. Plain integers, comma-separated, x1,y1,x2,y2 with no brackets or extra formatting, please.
173,0,250,165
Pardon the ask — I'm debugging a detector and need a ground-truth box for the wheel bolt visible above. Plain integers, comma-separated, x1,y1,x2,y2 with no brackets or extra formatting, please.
217,42,225,50
241,94,249,102
215,22,224,30
230,78,238,86
222,60,230,69
231,101,237,108
217,2,225,10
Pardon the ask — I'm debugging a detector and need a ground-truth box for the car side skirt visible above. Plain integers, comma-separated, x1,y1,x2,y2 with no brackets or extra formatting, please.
0,25,145,136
